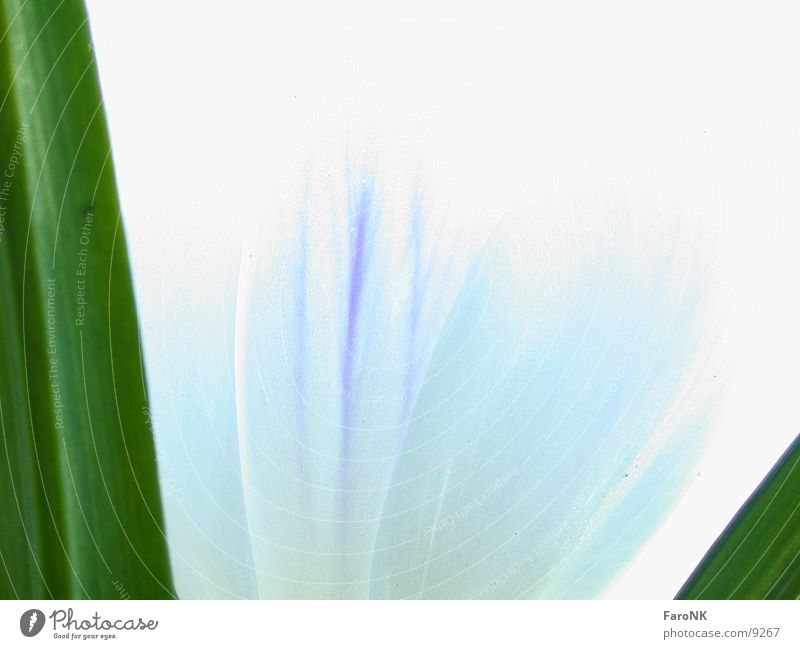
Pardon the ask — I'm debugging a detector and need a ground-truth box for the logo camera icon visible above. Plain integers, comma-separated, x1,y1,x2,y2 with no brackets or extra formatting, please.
20,609,45,637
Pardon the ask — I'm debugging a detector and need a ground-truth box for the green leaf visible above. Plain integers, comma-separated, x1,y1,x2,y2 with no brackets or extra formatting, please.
677,433,800,599
0,0,173,598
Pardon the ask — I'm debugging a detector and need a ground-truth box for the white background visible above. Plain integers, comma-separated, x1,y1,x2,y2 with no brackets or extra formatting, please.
1,600,798,647
83,0,800,599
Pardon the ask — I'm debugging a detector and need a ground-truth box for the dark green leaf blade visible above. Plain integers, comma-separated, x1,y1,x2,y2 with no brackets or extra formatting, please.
677,433,800,599
0,0,173,598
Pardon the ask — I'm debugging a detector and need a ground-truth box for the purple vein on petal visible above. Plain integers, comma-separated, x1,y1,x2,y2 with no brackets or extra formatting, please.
340,177,377,460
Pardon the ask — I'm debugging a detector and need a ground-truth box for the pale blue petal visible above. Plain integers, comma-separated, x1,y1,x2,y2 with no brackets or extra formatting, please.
234,170,715,598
